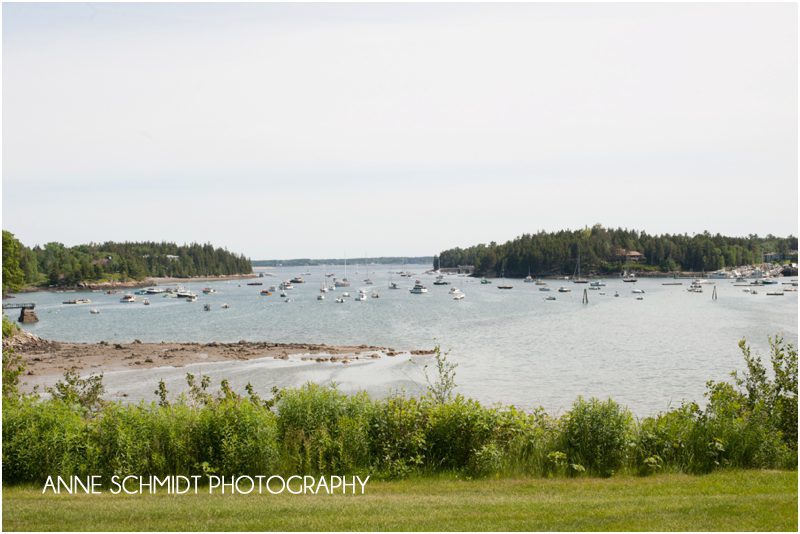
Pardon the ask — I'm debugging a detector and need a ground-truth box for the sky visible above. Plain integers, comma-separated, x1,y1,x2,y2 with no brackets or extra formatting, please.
2,2,797,259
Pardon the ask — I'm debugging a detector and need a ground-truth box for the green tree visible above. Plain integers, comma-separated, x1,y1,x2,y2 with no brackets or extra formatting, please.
2,230,26,294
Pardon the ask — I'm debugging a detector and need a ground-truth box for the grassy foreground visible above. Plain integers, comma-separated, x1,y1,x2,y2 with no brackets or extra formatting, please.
3,470,796,531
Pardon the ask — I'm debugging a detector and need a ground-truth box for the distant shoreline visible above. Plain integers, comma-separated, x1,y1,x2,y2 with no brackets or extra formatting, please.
14,273,258,294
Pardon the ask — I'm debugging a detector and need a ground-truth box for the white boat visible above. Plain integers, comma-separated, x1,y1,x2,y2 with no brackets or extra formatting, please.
280,281,294,290
557,286,571,293
145,287,165,294
354,293,367,301
342,292,350,298
410,280,428,294
202,287,215,294
143,298,150,305
371,291,380,298
335,254,351,286
336,297,345,303
186,295,198,302
120,294,136,303
453,291,465,300
221,303,230,309
632,289,645,294
89,308,100,314
449,287,461,294
534,279,546,285
176,289,196,298
590,281,606,287
539,287,551,292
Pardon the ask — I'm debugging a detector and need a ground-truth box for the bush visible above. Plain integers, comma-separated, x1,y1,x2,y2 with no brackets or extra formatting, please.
276,384,375,475
561,397,632,477
2,398,89,483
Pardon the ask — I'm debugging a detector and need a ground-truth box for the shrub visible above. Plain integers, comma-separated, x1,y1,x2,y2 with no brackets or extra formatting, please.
276,384,375,475
561,397,632,477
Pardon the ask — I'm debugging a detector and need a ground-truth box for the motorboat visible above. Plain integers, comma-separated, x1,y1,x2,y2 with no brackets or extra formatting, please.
290,276,305,284
317,294,325,301
260,290,272,296
143,298,150,305
371,291,380,298
145,287,165,294
221,303,230,309
452,291,465,300
410,281,428,294
336,297,345,303
202,288,215,294
534,279,546,285
589,281,606,287
632,289,645,294
433,275,449,286
280,281,294,290
481,279,492,284
203,304,211,311
389,282,401,289
89,308,100,314
334,278,351,287
63,298,92,305
354,293,367,301
557,287,571,293
280,291,288,298
120,294,136,303
246,282,263,286
545,296,556,301
186,295,198,302
342,292,351,298
539,287,551,292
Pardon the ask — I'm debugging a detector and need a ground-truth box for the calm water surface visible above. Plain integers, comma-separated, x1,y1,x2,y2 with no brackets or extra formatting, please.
8,265,798,415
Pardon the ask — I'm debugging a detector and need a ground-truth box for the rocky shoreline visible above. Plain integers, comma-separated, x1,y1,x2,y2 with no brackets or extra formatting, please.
14,273,260,293
3,331,436,381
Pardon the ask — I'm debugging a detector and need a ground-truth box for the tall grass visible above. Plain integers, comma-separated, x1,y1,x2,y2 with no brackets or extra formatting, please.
2,337,797,483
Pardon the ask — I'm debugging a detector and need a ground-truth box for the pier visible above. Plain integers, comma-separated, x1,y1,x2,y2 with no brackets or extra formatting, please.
2,303,38,323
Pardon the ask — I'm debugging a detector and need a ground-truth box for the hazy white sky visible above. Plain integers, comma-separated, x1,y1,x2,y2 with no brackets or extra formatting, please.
3,2,797,258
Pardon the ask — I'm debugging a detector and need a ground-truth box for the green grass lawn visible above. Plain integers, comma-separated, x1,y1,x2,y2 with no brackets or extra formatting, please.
3,470,796,531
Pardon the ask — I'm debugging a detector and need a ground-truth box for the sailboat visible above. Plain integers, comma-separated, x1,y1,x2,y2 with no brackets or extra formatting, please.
572,247,588,283
498,260,513,289
335,253,351,287
524,265,534,283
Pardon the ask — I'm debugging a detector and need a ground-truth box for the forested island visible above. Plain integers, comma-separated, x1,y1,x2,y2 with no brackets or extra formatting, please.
436,225,798,277
253,256,433,267
2,230,252,294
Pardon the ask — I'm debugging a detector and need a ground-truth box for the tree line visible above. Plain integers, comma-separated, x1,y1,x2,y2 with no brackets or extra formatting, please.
435,225,798,277
2,230,252,293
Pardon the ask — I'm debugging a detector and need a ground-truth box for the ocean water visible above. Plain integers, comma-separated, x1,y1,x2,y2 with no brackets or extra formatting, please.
7,265,798,415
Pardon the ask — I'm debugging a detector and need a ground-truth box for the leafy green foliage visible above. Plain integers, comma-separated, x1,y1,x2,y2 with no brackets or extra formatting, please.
425,345,458,403
561,397,633,477
1,336,797,484
1,230,252,289
438,225,798,276
2,230,27,294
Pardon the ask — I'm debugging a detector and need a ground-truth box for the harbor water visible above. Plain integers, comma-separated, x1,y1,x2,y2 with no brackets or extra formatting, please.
8,265,798,415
